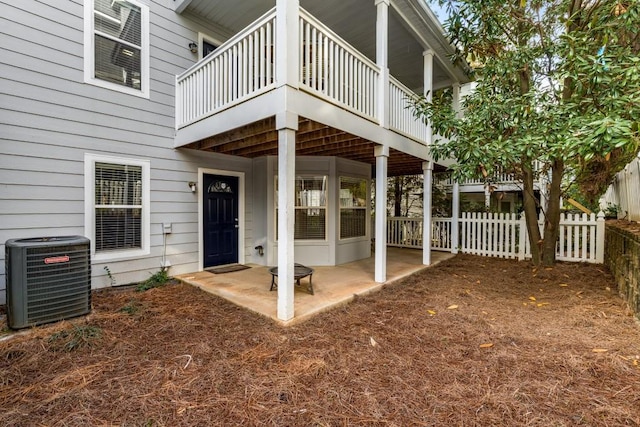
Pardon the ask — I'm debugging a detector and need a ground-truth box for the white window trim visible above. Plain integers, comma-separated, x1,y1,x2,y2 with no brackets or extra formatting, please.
84,0,150,98
197,32,222,56
84,153,151,261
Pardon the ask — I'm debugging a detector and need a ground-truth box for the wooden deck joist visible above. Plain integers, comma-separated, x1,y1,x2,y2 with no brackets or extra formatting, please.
183,116,442,176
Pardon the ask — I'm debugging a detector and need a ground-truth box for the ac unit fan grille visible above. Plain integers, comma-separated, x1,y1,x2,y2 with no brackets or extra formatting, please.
25,245,91,325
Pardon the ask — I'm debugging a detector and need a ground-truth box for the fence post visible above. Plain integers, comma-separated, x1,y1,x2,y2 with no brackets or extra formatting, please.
596,211,605,263
518,212,526,261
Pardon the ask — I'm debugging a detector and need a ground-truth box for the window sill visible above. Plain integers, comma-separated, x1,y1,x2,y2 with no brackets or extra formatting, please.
84,78,150,99
93,248,150,263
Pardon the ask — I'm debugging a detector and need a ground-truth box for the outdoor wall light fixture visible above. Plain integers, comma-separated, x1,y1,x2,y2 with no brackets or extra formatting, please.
188,181,197,193
255,245,264,256
188,42,198,53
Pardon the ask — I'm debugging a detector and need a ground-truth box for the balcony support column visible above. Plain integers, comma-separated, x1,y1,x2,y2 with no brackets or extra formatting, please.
375,144,389,283
451,182,460,254
423,160,434,265
423,50,434,145
450,83,461,254
376,0,390,128
276,0,299,88
276,111,298,322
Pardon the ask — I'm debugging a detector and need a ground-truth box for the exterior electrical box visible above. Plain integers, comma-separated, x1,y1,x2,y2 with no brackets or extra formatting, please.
5,236,91,329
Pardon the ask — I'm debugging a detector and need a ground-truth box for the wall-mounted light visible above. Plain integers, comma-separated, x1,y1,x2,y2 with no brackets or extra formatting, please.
188,42,198,54
188,181,197,193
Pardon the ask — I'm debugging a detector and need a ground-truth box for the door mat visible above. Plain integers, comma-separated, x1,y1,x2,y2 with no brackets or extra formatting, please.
206,264,251,274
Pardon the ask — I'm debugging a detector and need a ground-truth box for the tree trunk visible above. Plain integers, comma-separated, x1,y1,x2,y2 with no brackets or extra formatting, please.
541,159,564,266
394,177,402,217
522,163,542,265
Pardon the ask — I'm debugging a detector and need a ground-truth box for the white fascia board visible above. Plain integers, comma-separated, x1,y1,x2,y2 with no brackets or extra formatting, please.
173,0,193,13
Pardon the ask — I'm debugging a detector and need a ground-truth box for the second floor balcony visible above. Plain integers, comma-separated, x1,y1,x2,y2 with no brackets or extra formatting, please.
173,0,469,175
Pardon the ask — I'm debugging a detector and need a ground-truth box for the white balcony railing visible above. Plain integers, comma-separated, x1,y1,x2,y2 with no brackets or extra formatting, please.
389,76,429,143
176,9,277,128
299,10,379,121
434,161,544,187
176,7,429,145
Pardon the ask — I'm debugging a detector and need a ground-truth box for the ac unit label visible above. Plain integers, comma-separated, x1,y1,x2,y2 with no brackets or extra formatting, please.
44,255,70,264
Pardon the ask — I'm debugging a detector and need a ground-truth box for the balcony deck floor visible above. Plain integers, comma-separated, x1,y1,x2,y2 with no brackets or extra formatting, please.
176,248,455,326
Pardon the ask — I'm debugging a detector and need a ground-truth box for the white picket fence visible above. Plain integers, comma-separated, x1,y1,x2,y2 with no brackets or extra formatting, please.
600,154,640,221
386,211,605,263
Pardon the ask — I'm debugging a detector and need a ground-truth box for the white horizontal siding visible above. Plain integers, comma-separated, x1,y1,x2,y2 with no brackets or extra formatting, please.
0,0,254,305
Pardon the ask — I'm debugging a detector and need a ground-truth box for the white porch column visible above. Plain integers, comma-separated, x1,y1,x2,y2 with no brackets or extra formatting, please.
422,50,435,265
276,112,298,321
423,160,433,265
375,145,389,283
423,50,434,101
450,83,461,254
276,0,299,88
451,182,460,254
423,50,434,148
376,0,389,127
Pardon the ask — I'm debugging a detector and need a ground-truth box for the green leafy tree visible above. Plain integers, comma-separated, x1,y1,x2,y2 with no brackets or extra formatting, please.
416,0,640,265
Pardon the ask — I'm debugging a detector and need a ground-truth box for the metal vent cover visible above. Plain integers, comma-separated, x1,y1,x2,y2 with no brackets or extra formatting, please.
6,236,91,329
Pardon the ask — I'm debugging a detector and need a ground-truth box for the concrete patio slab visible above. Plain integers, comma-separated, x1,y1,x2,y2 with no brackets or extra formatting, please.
176,248,455,326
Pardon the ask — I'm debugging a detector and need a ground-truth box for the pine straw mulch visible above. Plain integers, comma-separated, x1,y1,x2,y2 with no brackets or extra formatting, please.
1,254,640,426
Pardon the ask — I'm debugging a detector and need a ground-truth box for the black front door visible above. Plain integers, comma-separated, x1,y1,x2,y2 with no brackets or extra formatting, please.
203,174,239,268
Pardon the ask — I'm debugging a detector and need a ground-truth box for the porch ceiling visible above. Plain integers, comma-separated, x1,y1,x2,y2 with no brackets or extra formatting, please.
183,117,445,176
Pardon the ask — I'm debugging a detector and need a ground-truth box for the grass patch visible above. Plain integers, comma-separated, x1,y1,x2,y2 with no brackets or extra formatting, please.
47,324,102,352
119,299,143,315
136,269,170,292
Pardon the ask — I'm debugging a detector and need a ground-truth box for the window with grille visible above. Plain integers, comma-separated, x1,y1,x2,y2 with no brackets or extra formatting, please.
85,0,149,97
275,176,327,240
340,177,367,239
85,154,150,260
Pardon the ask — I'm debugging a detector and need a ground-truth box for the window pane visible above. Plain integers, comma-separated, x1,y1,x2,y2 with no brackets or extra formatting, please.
275,209,327,240
95,35,141,89
296,176,327,207
340,209,366,239
340,177,367,207
94,0,141,45
95,162,142,205
95,207,142,251
93,0,142,89
295,209,326,240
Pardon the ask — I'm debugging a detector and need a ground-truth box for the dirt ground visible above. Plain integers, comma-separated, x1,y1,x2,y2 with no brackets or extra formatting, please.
1,253,640,426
